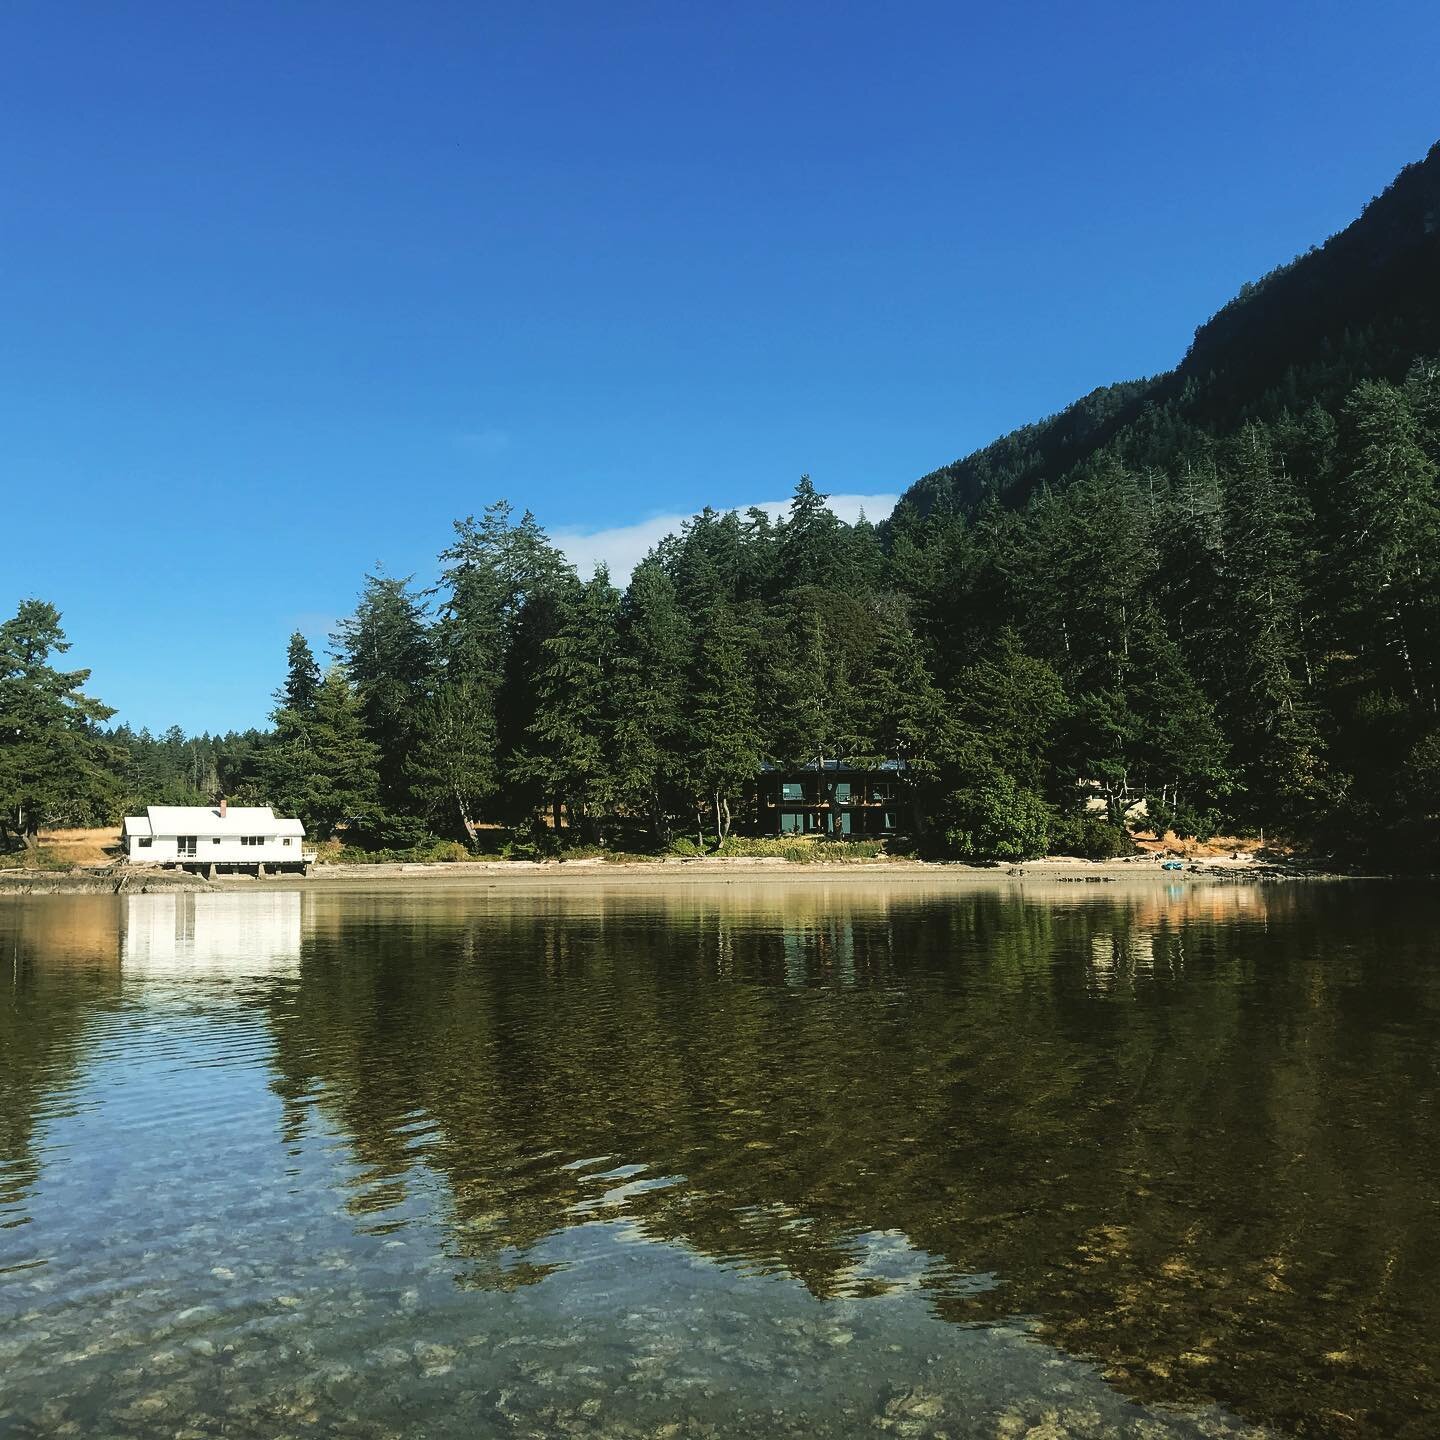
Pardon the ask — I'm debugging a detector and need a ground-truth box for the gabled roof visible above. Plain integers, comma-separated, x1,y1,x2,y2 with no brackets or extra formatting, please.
142,805,306,838
122,815,152,837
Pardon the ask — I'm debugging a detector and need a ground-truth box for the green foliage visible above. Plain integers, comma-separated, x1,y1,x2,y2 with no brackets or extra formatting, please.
936,762,1051,862
406,681,498,846
346,810,435,853
0,600,119,846
329,836,469,865
107,724,268,814
517,568,621,839
663,834,886,863
3,845,74,871
712,835,886,863
262,665,381,840
278,632,321,715
610,558,690,841
1390,729,1440,869
332,572,433,809
680,595,760,843
17,148,1440,867
1048,813,1135,861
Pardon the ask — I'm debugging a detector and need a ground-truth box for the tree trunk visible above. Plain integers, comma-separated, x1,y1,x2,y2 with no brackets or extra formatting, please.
454,788,479,850
713,789,723,846
650,791,670,848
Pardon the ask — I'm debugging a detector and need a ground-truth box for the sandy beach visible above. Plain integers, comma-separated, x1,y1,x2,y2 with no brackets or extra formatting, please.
0,850,1362,897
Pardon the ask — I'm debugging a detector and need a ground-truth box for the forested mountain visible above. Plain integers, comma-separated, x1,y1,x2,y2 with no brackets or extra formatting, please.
894,141,1440,519
4,142,1438,866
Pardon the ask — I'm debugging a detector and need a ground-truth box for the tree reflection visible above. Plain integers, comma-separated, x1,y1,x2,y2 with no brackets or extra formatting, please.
0,897,122,1236
258,879,1440,1439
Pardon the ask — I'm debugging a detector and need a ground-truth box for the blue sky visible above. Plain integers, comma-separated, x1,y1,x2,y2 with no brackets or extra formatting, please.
4,1,1437,734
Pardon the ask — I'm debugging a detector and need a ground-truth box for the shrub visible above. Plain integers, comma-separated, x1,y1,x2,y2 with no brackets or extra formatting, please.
715,836,886,863
329,837,487,865
939,773,1050,862
1049,813,1135,860
1145,796,1221,843
664,835,886,863
346,810,437,852
7,846,74,872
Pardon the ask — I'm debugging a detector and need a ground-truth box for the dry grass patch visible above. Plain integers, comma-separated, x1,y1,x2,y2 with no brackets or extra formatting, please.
36,827,123,866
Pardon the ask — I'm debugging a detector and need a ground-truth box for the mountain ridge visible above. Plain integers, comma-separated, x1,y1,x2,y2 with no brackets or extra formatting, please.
894,140,1440,522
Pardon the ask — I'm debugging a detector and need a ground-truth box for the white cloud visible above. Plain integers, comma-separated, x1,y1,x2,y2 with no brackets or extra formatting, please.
552,493,899,583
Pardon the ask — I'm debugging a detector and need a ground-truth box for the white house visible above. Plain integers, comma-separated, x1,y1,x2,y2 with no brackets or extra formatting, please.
121,802,313,872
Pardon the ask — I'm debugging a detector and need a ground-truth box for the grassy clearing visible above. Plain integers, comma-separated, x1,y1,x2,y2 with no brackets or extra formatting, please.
35,827,123,866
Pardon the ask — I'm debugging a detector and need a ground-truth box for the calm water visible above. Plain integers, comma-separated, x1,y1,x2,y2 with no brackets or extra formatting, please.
2,878,1438,1440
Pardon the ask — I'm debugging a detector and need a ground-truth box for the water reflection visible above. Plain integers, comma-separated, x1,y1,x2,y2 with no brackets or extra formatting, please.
3,879,1439,1438
121,892,301,978
0,897,121,1237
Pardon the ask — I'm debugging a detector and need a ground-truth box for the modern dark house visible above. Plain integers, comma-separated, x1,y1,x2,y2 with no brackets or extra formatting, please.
755,759,908,838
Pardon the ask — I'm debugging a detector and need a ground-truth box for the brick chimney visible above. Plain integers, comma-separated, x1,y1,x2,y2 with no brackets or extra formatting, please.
219,796,228,819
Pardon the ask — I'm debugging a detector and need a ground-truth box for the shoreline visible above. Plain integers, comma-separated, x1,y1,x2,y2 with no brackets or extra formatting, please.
0,853,1377,896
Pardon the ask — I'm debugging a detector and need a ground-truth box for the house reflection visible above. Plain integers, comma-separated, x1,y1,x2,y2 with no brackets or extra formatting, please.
120,892,302,977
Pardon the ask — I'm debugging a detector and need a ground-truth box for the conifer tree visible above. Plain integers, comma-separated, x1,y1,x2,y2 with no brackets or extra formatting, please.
521,568,621,840
333,573,434,810
778,475,841,590
611,558,689,841
303,666,381,838
682,598,760,845
434,501,577,827
953,628,1067,792
761,588,872,771
1218,426,1328,825
1331,381,1440,710
0,600,117,846
278,632,322,716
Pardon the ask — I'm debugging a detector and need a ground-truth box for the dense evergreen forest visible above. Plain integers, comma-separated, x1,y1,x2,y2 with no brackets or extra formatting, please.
3,143,1438,865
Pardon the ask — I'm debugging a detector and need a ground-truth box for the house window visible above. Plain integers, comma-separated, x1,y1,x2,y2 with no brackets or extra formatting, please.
177,836,197,857
213,838,222,845
137,837,152,849
282,838,292,847
781,782,804,801
240,836,266,847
